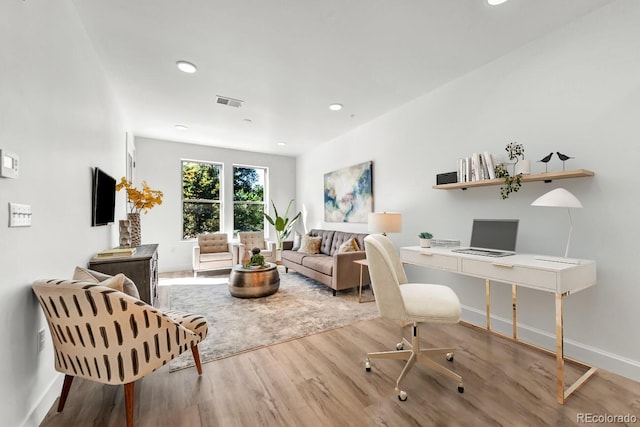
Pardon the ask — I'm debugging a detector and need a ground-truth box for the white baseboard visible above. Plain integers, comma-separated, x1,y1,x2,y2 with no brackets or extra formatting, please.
20,373,63,427
461,305,640,383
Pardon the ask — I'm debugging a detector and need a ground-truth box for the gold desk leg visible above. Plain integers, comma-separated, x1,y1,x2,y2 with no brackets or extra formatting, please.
512,284,518,340
485,280,491,331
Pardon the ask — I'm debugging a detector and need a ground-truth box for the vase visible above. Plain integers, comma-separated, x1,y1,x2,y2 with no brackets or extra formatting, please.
515,159,531,175
119,220,132,248
128,213,141,247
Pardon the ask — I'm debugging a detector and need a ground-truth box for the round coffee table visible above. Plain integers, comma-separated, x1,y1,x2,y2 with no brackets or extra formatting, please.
228,262,280,298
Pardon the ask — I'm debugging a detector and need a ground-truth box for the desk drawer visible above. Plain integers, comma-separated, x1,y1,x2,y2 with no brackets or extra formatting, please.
461,258,557,291
401,250,458,272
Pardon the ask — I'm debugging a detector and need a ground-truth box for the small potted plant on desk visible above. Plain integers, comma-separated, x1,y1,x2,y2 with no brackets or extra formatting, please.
418,232,433,248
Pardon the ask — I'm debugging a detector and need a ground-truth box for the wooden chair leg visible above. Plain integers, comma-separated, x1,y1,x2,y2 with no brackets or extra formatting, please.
191,345,203,375
124,382,135,427
57,375,74,412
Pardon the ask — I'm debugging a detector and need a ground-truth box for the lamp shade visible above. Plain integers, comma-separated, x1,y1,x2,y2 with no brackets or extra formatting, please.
531,188,583,208
368,212,402,235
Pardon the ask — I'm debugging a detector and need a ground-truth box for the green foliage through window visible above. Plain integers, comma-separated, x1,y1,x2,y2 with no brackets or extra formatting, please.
233,166,266,235
182,161,222,239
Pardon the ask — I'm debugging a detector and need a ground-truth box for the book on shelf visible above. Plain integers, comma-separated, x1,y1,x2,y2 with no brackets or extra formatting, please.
96,247,137,258
456,151,497,183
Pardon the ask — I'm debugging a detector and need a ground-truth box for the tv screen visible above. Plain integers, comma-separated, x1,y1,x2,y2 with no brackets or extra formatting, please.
92,167,116,226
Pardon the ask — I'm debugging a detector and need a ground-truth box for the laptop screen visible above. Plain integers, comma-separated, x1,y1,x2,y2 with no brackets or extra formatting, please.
469,219,519,252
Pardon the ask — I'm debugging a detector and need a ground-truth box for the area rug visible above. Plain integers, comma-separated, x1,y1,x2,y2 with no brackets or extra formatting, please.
168,269,379,372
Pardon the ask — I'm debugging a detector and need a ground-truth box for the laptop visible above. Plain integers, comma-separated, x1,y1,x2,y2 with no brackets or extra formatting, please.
452,219,519,257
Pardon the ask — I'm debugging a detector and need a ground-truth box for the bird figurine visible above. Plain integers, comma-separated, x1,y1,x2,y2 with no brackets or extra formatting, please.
556,152,574,171
537,152,554,173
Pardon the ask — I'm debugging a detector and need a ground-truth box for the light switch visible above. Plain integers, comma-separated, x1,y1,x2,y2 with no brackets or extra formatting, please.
8,203,31,227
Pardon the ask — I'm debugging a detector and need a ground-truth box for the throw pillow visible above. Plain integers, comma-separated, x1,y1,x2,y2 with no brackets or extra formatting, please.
72,266,140,299
292,231,303,251
338,238,358,253
298,234,322,254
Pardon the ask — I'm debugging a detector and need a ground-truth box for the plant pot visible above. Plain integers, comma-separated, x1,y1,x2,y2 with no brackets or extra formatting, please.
515,160,531,175
419,238,432,248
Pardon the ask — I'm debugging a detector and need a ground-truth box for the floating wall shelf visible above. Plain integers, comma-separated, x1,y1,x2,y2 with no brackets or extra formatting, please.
432,169,594,190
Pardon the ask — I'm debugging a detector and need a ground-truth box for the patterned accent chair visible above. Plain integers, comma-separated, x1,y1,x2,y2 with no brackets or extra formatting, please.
237,231,277,265
192,232,235,277
32,274,208,427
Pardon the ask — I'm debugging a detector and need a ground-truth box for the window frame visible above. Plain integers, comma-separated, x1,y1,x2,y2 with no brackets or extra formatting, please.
232,163,268,238
181,159,224,240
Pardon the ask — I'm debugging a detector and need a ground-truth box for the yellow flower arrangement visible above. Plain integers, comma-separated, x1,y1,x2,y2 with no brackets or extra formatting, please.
116,177,163,214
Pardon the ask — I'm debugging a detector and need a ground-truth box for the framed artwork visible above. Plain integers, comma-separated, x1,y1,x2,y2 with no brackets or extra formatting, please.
324,161,373,223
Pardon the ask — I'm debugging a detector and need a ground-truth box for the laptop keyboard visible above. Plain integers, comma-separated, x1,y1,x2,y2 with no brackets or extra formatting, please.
452,248,513,257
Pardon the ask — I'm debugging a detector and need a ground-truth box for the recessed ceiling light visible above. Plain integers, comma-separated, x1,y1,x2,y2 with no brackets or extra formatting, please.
329,103,343,111
175,124,188,131
176,61,197,73
487,0,508,5
242,118,253,123
277,142,287,146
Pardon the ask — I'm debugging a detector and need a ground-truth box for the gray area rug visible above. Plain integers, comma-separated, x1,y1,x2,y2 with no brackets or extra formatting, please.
168,269,379,372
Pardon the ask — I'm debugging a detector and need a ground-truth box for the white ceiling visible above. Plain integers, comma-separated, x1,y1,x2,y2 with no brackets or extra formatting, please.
71,0,616,157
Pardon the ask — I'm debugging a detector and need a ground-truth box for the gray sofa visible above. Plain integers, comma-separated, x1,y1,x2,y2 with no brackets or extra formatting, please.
281,229,370,295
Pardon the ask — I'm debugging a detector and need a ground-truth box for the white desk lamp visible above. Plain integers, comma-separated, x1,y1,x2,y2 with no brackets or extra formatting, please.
368,212,402,236
531,188,583,259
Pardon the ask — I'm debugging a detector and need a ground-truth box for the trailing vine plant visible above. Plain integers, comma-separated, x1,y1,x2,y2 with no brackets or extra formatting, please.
494,142,525,199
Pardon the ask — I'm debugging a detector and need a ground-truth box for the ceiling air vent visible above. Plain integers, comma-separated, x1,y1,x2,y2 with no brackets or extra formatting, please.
216,95,243,108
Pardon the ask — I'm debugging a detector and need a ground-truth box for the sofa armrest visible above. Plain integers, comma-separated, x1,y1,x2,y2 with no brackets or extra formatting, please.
282,240,294,251
333,251,369,288
192,245,201,270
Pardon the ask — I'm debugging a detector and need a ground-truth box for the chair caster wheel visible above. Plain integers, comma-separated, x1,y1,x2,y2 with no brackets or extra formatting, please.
365,359,371,372
398,390,408,401
458,385,464,393
396,342,404,350
446,352,454,361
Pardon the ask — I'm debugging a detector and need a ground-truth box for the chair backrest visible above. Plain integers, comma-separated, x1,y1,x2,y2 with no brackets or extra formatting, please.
32,279,200,385
364,234,408,322
197,233,229,253
238,231,266,250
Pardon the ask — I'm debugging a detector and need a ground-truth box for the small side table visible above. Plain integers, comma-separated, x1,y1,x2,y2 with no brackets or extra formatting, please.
353,258,374,303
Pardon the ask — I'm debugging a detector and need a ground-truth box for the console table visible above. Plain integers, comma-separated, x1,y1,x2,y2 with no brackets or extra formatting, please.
89,244,159,306
400,246,597,404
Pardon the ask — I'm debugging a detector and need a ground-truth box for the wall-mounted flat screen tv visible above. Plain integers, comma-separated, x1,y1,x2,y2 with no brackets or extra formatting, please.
92,167,116,226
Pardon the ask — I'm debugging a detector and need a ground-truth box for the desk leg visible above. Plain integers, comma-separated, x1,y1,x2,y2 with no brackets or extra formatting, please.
485,280,491,331
556,293,565,404
512,284,518,340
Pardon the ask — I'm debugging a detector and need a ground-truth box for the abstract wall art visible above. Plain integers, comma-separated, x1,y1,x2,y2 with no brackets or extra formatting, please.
324,161,373,223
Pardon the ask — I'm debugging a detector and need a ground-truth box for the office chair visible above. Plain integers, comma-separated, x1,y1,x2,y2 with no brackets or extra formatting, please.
363,234,464,401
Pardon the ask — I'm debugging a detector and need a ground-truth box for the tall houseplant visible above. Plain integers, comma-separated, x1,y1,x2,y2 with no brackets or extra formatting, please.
264,199,301,250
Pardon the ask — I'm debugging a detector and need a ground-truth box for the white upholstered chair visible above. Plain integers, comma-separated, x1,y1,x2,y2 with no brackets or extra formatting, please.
32,275,208,427
237,231,277,264
363,234,464,401
192,232,235,276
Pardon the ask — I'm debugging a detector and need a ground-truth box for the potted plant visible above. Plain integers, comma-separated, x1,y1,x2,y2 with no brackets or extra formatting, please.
264,199,302,250
244,247,266,269
494,142,526,199
418,232,433,248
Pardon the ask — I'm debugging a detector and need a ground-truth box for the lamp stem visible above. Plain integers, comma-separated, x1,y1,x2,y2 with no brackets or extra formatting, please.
565,208,573,258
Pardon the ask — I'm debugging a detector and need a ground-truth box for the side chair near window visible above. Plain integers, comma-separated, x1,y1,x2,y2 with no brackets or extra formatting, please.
363,234,464,401
237,231,277,264
192,232,235,277
32,273,208,427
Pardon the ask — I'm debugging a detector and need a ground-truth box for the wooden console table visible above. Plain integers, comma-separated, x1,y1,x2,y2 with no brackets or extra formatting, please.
400,246,597,404
89,244,159,305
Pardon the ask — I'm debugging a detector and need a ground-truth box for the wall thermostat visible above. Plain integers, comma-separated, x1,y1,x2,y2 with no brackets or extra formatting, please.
0,149,19,179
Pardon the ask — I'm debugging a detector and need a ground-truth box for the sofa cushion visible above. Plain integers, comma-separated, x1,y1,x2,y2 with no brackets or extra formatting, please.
302,255,333,276
281,250,308,264
200,252,233,262
309,229,335,255
292,231,302,251
198,233,229,253
298,234,322,254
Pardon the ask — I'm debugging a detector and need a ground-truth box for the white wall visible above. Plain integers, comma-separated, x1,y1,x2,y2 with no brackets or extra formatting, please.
297,0,640,381
134,137,297,272
0,1,129,426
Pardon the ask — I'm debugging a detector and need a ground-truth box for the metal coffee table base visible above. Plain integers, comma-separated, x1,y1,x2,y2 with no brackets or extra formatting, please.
228,263,280,298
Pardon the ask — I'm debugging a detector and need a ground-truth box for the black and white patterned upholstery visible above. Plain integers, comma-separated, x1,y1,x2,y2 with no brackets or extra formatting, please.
32,277,208,426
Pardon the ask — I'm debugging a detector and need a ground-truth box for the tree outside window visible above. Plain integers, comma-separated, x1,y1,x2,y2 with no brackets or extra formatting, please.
182,161,222,239
233,165,266,236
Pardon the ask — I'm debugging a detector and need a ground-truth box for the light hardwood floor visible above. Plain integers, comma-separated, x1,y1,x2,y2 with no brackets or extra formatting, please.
40,274,640,426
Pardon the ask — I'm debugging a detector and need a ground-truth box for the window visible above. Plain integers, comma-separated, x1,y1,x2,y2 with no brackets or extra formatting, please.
233,165,266,235
182,160,222,239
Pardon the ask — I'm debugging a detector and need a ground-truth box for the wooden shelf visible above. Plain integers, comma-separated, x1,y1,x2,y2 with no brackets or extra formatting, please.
432,169,594,190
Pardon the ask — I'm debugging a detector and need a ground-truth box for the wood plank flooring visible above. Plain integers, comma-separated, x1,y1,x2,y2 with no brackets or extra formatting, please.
40,274,640,426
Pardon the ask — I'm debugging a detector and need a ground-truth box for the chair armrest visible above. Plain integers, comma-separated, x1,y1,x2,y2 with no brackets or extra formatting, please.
192,245,201,270
265,240,276,252
231,243,240,265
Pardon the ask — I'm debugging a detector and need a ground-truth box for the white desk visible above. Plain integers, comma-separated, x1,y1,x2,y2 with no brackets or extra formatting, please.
400,246,597,404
